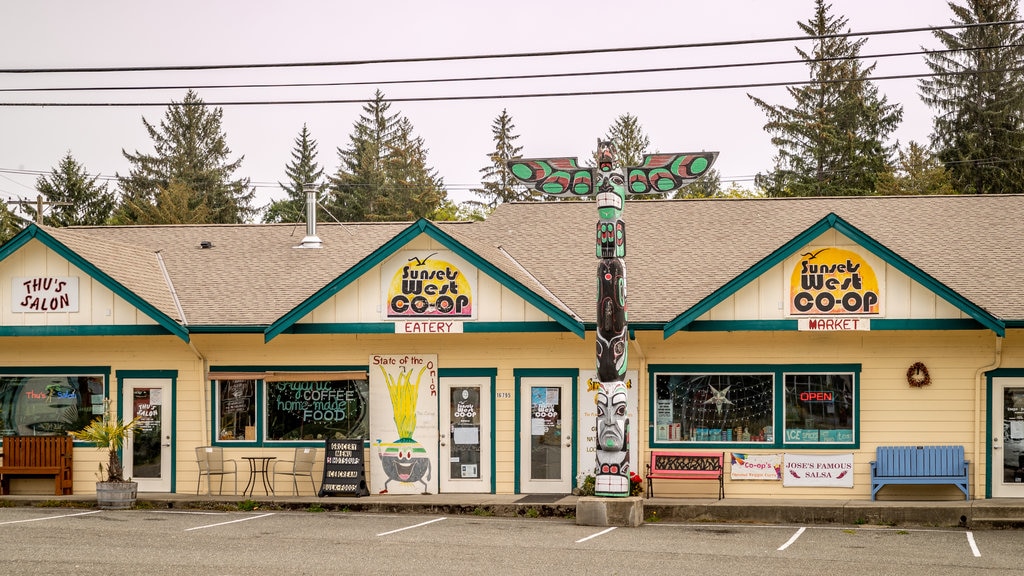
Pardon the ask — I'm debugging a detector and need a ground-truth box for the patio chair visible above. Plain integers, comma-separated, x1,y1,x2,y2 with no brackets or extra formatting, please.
195,446,238,495
271,447,318,495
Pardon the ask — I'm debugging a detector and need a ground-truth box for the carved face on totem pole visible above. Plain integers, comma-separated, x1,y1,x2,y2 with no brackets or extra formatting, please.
507,141,718,497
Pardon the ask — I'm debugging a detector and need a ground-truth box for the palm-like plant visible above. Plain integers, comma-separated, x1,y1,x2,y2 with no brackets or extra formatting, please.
70,400,140,482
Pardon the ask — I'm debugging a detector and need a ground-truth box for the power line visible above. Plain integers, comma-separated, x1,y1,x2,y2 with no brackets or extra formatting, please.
4,43,1020,95
1,20,1020,74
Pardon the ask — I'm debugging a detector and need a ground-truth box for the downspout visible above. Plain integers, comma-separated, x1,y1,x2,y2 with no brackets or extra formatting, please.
157,250,209,443
630,330,647,455
975,334,1002,499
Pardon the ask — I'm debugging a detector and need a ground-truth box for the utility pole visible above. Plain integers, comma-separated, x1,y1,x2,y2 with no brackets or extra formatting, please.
6,194,72,225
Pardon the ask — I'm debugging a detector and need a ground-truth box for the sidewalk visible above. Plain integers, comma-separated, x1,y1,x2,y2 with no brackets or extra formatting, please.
4,491,1024,529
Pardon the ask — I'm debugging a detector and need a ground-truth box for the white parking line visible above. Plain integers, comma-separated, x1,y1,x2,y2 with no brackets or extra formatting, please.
966,531,981,557
377,517,447,536
777,526,806,551
185,512,275,531
0,510,102,525
576,527,617,543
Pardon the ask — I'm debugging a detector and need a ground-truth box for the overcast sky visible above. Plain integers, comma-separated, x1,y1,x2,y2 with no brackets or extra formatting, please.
0,1,1013,217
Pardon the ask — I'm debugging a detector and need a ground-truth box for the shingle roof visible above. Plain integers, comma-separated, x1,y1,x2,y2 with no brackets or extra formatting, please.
38,195,1024,328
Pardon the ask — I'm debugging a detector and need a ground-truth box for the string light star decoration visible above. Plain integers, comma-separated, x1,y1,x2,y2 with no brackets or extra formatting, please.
704,385,734,415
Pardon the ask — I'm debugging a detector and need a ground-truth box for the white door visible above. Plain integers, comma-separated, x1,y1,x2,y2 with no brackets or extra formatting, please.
519,376,573,494
123,378,172,492
992,377,1024,497
439,376,491,493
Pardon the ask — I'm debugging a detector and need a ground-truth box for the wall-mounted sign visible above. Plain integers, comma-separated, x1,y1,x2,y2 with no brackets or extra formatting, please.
394,320,464,334
381,251,477,320
11,277,79,313
730,453,783,480
782,452,854,487
797,318,871,331
787,248,882,316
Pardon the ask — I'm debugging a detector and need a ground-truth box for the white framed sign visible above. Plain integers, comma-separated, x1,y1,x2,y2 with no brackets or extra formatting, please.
12,277,79,313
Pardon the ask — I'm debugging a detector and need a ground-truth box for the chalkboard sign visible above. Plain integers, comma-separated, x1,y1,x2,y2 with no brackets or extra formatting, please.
319,438,369,497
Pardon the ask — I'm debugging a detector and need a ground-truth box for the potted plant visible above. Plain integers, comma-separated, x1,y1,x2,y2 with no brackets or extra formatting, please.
70,399,140,509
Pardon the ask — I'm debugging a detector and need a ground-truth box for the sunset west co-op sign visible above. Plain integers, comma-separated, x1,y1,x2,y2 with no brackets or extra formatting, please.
382,251,477,334
787,247,882,331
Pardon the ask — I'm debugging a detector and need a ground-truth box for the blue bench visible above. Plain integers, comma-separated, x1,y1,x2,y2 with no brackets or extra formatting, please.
870,445,969,500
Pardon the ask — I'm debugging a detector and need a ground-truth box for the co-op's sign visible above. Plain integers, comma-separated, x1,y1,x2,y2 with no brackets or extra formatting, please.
788,248,882,328
382,251,477,321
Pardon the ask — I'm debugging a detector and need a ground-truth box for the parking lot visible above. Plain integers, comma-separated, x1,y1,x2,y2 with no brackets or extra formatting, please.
1,507,1020,575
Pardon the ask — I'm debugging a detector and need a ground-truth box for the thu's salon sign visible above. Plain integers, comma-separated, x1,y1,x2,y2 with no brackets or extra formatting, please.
11,277,79,313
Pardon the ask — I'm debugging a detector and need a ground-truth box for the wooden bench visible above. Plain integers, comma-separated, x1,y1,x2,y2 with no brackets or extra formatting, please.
646,451,724,499
870,445,968,501
0,436,74,496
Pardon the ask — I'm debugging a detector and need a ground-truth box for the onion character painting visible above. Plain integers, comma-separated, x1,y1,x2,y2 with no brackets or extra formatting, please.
376,365,432,493
509,141,718,497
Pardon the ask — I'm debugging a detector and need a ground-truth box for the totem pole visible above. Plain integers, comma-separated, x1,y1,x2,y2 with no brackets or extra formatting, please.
509,141,718,497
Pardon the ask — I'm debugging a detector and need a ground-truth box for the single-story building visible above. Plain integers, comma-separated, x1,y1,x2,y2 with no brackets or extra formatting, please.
1,194,1022,500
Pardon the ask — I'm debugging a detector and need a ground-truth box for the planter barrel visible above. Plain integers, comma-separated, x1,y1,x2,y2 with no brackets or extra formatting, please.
95,481,138,510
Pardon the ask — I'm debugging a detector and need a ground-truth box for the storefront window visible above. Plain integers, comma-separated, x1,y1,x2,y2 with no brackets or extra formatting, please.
265,379,368,441
0,373,105,436
216,379,256,441
654,373,775,443
783,373,854,444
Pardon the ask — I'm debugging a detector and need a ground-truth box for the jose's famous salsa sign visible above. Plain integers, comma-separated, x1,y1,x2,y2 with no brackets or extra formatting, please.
788,247,881,316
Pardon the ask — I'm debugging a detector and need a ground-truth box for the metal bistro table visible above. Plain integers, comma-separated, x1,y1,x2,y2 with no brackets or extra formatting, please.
242,456,276,497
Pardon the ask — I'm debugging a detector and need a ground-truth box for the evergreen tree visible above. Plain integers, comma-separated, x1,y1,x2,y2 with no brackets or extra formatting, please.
116,90,254,224
673,168,723,198
328,91,445,221
471,109,528,210
124,179,213,224
919,0,1024,194
749,0,903,196
0,203,22,245
875,141,957,195
595,113,650,168
264,124,326,223
32,152,116,226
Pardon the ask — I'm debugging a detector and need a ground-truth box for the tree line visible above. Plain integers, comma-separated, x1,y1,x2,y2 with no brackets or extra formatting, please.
2,0,1021,244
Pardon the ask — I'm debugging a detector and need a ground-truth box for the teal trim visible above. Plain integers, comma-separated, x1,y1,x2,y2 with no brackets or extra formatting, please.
0,325,178,337
264,219,585,342
439,368,498,494
664,213,1005,338
512,368,578,494
985,368,1024,499
0,225,189,342
117,370,178,493
208,365,367,447
646,363,861,451
0,365,111,449
186,325,266,334
286,323,396,335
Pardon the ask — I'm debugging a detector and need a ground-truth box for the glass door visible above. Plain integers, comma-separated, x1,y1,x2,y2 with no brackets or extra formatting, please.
439,376,491,493
519,376,573,494
992,377,1024,497
123,378,172,492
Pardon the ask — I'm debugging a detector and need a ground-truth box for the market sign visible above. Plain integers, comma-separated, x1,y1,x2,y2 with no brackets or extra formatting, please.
782,452,854,488
788,248,881,317
11,277,79,313
382,251,477,320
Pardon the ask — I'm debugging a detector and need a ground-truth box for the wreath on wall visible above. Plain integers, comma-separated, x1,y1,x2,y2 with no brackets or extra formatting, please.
907,362,931,388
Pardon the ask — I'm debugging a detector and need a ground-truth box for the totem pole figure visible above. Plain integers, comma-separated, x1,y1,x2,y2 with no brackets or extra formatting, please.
508,141,718,497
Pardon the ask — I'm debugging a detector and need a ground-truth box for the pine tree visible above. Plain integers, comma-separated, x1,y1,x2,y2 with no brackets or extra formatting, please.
328,91,445,221
116,90,254,224
264,124,325,223
471,109,528,210
124,179,213,224
0,203,22,245
32,152,116,226
596,113,650,168
919,0,1024,194
749,0,903,196
875,141,956,195
673,168,722,199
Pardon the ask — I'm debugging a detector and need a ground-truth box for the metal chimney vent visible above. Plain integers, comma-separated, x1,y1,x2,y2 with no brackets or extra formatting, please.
296,182,322,249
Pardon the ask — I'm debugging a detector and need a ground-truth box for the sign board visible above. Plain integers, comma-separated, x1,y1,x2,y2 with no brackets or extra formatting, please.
12,277,79,313
730,453,783,480
318,439,369,497
782,452,854,487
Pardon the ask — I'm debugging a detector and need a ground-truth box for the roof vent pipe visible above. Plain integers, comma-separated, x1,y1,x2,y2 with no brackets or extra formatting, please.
297,182,322,249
